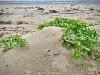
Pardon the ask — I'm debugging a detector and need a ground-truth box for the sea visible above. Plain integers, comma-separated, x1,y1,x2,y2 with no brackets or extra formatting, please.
0,0,100,4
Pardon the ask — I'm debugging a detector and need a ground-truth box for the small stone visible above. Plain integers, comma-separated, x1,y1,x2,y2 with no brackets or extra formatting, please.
3,61,5,62
5,64,8,67
97,10,100,12
1,9,4,12
89,8,94,11
97,70,100,74
37,7,44,10
71,4,75,6
16,21,23,25
46,49,51,53
41,12,49,15
49,10,58,13
0,32,4,37
0,20,12,24
53,50,60,55
0,13,3,15
46,49,51,56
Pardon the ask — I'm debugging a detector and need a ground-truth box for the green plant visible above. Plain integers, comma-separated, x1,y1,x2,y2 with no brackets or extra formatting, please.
0,34,27,52
37,17,100,66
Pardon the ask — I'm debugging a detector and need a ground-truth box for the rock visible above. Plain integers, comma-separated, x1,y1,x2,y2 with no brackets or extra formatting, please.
53,50,60,55
24,7,27,9
19,7,24,9
87,17,94,20
46,49,51,53
6,12,13,15
73,8,78,11
30,7,34,9
66,10,71,12
37,7,44,10
16,21,23,25
24,22,28,24
97,10,100,12
71,4,75,6
6,8,9,9
41,12,49,15
1,27,6,30
89,8,94,11
14,7,18,9
5,64,8,67
0,20,12,24
97,70,100,74
1,9,4,12
0,12,3,15
81,10,84,13
0,32,4,37
49,10,58,13
93,14,100,16
45,49,51,56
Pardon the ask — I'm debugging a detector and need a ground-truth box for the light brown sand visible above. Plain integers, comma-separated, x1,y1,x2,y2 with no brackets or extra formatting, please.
0,3,100,75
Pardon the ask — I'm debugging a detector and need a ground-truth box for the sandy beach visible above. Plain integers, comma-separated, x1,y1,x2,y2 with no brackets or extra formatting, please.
0,3,100,75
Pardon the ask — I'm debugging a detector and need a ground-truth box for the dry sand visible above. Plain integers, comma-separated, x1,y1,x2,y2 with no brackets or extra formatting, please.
0,3,100,75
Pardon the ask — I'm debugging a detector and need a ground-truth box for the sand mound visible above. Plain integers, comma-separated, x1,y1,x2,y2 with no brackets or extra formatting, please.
0,27,100,75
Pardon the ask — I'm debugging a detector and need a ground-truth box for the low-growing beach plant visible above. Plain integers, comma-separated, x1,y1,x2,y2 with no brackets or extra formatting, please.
37,17,100,66
0,34,27,52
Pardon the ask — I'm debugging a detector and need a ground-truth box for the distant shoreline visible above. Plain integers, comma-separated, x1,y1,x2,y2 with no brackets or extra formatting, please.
0,1,100,4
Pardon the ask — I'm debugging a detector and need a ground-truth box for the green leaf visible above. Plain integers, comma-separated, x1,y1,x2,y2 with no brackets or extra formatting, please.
78,58,84,67
0,34,28,52
37,17,100,66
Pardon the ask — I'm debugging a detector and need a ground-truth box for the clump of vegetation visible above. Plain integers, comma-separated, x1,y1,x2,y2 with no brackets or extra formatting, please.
37,17,100,66
0,34,27,52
